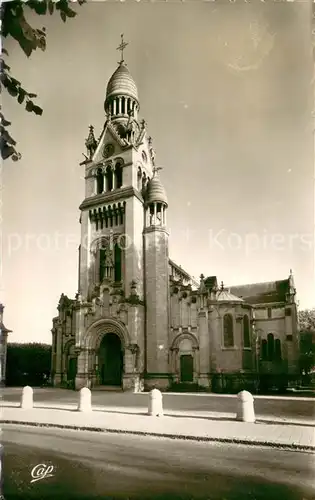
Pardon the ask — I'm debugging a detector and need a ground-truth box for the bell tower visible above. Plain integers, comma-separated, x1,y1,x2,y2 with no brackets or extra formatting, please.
77,36,155,305
143,166,170,390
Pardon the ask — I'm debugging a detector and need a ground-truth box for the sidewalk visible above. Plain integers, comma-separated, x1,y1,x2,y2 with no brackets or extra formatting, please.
1,403,314,452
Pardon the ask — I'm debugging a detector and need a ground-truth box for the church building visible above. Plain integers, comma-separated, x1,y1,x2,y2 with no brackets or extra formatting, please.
51,39,300,392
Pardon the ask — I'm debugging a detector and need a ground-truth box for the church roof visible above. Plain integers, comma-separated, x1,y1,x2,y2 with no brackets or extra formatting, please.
230,279,290,305
106,63,138,102
216,289,244,303
169,259,199,287
146,171,168,206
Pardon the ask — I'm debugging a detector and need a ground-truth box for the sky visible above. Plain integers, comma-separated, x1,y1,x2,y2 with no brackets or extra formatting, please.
1,0,314,344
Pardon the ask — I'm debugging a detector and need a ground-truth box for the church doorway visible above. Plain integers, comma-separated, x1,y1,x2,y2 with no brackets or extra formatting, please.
67,357,77,388
98,333,123,386
180,354,193,382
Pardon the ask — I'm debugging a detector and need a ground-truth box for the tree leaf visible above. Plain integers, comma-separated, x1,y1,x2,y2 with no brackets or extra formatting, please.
1,142,16,160
28,93,38,99
17,88,27,104
0,113,11,127
11,152,22,161
0,59,10,71
27,1,47,15
36,28,47,36
0,127,17,146
60,11,67,23
63,8,76,19
19,16,37,43
5,85,19,98
32,104,43,116
2,75,20,98
25,100,34,112
25,100,43,116
37,35,46,51
10,76,21,87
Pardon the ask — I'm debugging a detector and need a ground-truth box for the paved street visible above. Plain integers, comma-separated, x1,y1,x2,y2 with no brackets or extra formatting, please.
2,388,315,422
2,425,315,500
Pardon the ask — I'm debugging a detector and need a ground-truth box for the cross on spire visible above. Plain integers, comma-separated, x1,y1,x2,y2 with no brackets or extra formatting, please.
117,33,128,64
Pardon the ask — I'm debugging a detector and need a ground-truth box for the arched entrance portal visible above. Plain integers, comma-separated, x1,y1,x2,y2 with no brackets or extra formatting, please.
98,333,123,386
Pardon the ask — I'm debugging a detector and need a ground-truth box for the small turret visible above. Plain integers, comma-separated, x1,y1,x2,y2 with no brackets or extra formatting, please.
144,165,167,228
85,125,97,160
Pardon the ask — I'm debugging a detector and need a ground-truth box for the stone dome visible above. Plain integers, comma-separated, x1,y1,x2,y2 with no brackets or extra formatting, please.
106,63,138,101
146,174,168,206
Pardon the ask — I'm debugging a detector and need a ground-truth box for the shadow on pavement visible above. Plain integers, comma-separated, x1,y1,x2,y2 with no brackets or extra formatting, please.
1,405,314,428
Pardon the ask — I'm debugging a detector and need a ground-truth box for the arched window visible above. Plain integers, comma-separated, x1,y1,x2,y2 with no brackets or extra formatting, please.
223,314,234,347
142,173,146,192
267,333,274,361
121,96,125,115
96,168,104,194
261,339,268,360
106,166,113,191
115,162,123,189
243,315,250,348
114,243,122,282
275,339,281,361
99,248,106,282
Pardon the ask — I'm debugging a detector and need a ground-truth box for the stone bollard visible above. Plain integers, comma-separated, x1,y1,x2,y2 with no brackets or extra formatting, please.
148,388,163,417
236,390,255,423
77,387,92,412
0,443,3,498
20,386,33,410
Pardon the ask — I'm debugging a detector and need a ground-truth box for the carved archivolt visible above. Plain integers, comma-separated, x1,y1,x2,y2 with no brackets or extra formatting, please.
82,318,131,350
63,339,75,355
170,331,199,351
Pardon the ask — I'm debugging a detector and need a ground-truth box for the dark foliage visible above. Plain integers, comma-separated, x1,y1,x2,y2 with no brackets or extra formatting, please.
5,342,51,386
298,309,315,376
1,0,85,161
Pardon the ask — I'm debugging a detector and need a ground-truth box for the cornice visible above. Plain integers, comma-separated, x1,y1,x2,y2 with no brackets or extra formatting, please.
143,226,169,236
79,186,144,210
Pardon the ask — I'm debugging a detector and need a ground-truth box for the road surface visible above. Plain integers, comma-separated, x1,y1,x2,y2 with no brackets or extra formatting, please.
1,425,315,500
2,388,315,422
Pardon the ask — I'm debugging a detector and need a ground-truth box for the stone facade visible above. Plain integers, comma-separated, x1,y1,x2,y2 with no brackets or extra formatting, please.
51,50,300,392
0,304,12,385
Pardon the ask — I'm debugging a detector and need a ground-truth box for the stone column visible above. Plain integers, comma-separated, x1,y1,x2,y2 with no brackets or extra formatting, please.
122,344,141,391
173,347,179,381
112,166,116,190
75,348,90,390
193,346,200,382
104,167,108,192
198,309,210,388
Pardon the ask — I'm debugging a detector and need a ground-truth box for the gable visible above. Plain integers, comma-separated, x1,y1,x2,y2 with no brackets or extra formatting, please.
92,123,125,164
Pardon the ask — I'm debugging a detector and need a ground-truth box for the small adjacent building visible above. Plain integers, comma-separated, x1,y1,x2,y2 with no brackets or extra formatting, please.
51,41,300,392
